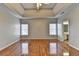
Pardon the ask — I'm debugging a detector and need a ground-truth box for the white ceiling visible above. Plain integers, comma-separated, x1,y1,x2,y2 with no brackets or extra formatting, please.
22,3,36,10
22,3,56,10
4,3,24,16
3,3,73,18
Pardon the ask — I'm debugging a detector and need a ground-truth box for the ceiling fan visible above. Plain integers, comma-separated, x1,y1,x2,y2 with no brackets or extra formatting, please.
36,3,42,10
36,3,49,10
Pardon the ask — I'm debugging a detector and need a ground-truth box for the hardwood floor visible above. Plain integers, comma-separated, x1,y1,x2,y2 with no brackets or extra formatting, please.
0,39,79,56
29,40,49,56
0,41,21,56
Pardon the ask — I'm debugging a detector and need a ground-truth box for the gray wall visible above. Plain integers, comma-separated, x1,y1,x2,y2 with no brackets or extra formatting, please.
21,18,58,39
57,4,79,50
0,4,20,50
69,4,79,49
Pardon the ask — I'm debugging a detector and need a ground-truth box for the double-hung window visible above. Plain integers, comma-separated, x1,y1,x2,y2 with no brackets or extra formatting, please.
49,23,56,35
21,24,28,35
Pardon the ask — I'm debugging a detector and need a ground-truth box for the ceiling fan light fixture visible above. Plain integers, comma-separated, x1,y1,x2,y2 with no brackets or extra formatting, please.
39,3,42,6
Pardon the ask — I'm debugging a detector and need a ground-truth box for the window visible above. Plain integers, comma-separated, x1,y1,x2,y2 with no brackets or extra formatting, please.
49,24,56,35
21,24,28,35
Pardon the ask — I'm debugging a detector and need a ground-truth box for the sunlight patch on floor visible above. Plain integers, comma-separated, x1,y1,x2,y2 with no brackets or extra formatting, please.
63,52,69,56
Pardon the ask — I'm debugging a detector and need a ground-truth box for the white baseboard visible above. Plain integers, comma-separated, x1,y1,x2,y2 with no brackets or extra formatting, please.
0,39,19,51
58,39,79,51
21,38,58,40
68,43,79,50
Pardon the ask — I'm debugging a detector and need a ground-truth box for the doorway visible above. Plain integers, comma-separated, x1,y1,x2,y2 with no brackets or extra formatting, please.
63,20,69,41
